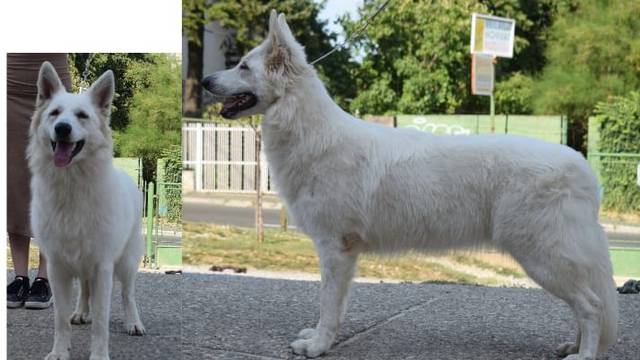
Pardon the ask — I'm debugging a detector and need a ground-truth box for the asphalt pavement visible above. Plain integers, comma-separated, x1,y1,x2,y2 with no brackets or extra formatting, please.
7,271,182,360
185,198,287,228
8,270,640,359
183,272,640,359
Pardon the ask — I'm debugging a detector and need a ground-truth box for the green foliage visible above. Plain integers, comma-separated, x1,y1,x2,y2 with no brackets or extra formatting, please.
69,53,156,131
201,0,357,109
495,72,533,114
115,54,182,182
342,0,557,115
161,145,183,222
183,0,208,45
593,92,640,212
534,1,640,121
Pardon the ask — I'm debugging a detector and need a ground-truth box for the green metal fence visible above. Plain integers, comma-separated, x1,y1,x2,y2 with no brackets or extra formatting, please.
396,114,567,144
144,181,182,269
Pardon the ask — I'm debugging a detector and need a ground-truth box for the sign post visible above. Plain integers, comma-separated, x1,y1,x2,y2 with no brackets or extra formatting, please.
470,13,515,133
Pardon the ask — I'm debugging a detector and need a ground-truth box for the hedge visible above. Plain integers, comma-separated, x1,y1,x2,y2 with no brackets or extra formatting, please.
593,92,640,212
161,145,182,222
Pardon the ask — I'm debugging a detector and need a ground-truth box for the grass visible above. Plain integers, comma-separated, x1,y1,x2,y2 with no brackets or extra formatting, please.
184,222,526,285
453,253,525,278
600,209,640,223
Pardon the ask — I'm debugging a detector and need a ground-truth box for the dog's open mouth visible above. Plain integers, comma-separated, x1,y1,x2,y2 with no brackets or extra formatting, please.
51,140,85,168
220,92,258,118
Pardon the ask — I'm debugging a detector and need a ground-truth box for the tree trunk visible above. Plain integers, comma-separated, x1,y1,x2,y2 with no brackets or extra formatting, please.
280,205,288,231
184,25,204,117
567,117,587,155
254,126,264,243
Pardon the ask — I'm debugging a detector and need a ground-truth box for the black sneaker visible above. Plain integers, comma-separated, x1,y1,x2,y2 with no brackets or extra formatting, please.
25,277,53,309
7,276,30,308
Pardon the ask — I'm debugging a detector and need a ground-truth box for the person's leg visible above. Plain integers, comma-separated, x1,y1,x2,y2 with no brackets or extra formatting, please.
37,251,48,279
8,233,30,277
7,233,31,308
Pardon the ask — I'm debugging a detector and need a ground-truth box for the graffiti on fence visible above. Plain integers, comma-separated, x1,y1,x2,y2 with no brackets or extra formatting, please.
405,117,472,135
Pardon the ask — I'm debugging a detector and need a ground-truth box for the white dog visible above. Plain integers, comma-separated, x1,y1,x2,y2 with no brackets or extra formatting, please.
28,62,145,360
202,11,618,360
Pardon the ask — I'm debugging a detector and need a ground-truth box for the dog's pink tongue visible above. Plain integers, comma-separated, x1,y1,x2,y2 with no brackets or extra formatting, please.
54,142,74,167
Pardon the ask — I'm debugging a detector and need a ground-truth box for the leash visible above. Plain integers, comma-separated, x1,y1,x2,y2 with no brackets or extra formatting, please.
78,53,94,93
309,0,391,66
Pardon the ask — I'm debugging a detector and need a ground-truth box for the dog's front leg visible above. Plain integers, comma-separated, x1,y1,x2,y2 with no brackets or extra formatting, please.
71,278,91,324
45,262,73,360
291,241,357,358
89,264,114,360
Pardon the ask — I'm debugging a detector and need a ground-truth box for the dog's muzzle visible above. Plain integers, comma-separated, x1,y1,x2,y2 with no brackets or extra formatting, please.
50,122,85,168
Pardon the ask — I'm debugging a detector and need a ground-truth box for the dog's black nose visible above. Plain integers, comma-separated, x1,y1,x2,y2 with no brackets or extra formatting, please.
54,122,72,139
201,75,215,91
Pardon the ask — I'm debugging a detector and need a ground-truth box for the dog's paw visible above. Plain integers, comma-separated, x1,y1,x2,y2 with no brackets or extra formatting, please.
291,337,330,358
562,354,594,360
125,322,146,336
556,342,579,357
297,328,317,340
70,312,91,325
44,351,70,360
88,354,110,360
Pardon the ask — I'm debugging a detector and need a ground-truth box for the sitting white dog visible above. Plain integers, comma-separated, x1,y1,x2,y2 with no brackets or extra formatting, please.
202,11,618,360
28,62,145,360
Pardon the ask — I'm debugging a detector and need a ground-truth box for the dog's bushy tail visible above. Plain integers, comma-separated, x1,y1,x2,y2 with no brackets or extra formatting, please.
593,228,619,353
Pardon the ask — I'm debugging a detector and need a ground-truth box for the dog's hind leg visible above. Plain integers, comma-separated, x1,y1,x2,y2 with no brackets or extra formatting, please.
46,262,74,360
291,239,358,358
71,278,91,324
89,264,114,360
504,224,617,360
116,254,145,336
557,330,581,357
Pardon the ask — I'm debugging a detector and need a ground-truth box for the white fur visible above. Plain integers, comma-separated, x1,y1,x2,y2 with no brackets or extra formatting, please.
204,11,619,360
28,62,145,360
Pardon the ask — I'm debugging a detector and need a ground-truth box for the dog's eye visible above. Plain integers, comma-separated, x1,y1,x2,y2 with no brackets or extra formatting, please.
49,109,60,117
76,111,89,120
239,62,249,70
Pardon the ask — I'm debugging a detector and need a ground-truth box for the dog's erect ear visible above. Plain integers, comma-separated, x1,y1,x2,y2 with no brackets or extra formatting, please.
88,70,115,112
268,9,278,43
37,62,64,104
266,11,307,74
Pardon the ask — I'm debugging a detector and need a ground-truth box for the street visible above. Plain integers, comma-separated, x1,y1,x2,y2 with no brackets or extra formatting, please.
184,198,640,248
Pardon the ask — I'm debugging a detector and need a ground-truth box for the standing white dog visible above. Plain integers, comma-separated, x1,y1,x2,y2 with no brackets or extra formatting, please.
28,62,145,360
202,11,618,360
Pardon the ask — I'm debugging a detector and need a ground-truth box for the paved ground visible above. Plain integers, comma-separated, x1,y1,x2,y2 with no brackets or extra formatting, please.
8,270,639,359
7,271,182,360
183,272,640,360
185,199,289,229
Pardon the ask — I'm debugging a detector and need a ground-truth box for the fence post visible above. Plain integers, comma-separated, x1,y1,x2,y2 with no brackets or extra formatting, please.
145,182,155,268
195,122,203,191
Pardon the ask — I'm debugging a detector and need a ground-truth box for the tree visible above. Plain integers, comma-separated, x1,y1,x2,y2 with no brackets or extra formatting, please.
341,0,564,116
187,0,357,111
534,0,640,151
494,72,534,115
116,54,182,182
69,53,155,131
183,0,208,117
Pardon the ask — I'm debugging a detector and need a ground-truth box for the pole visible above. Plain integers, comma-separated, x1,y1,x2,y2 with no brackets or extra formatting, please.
145,182,155,267
490,93,495,133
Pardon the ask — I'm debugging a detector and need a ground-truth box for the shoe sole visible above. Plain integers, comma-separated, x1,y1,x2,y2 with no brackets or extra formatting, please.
24,299,53,309
7,301,24,308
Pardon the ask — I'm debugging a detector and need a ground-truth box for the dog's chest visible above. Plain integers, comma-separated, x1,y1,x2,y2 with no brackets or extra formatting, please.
32,178,111,265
